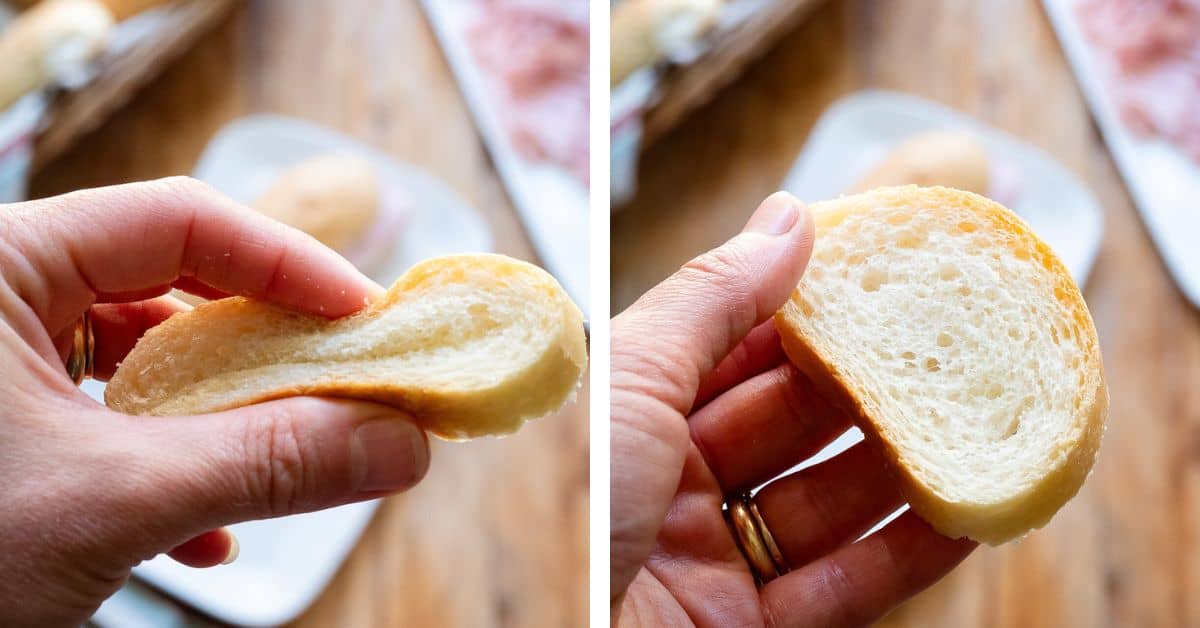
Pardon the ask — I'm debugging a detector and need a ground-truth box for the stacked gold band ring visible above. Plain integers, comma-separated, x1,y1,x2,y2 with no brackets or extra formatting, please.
65,309,94,385
724,492,789,586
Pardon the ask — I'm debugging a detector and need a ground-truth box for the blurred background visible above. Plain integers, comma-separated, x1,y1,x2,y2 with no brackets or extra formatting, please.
0,0,588,626
612,0,1198,627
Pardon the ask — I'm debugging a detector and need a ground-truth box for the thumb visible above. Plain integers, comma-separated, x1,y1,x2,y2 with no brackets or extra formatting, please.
609,192,813,601
613,191,814,416
105,397,429,549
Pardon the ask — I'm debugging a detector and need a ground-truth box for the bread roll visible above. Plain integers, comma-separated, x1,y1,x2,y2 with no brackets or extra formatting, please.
0,0,113,111
252,155,381,254
852,131,990,195
9,0,176,20
99,0,174,20
775,186,1107,544
106,254,587,440
611,0,722,85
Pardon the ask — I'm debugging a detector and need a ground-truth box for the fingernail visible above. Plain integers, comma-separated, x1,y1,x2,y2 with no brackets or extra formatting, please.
745,192,802,235
352,419,429,493
220,532,240,565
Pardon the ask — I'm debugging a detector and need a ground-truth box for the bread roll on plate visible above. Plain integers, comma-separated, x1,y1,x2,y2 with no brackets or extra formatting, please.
852,130,990,195
107,254,586,440
775,186,1107,544
253,154,382,253
0,0,113,111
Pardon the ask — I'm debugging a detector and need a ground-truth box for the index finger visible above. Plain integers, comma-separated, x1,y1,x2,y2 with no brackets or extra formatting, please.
3,177,382,333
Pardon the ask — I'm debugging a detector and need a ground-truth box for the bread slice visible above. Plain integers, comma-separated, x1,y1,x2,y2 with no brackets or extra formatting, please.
775,186,1107,545
106,254,587,440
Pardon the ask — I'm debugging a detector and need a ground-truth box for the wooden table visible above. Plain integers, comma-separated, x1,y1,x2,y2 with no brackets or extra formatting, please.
31,2,589,626
613,1,1199,626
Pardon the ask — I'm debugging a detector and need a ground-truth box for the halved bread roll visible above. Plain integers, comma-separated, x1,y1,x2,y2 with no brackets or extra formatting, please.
107,254,587,440
611,0,722,85
0,0,113,110
775,186,1107,544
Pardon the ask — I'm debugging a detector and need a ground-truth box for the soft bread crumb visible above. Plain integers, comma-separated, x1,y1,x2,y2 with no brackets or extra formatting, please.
775,186,1107,545
105,254,587,440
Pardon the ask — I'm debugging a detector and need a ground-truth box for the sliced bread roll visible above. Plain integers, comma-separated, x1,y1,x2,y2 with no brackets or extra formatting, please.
775,186,1107,545
611,0,722,85
0,0,113,110
106,254,587,440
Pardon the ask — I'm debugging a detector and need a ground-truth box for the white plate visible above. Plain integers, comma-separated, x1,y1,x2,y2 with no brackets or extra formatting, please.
1042,0,1200,306
781,90,1104,286
85,114,492,627
421,0,590,316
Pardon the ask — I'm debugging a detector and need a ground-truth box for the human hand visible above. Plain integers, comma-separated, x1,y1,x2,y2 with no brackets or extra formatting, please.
0,178,430,628
610,192,976,626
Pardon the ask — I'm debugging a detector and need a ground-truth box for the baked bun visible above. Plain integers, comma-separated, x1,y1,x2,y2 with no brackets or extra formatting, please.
252,154,381,253
107,254,587,440
611,0,722,85
775,186,1107,544
0,0,113,110
852,131,990,195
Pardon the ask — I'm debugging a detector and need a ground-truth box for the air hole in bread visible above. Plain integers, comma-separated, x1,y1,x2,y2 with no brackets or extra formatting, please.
861,268,888,292
937,332,954,347
958,221,978,233
896,232,924,248
924,357,941,372
939,263,961,281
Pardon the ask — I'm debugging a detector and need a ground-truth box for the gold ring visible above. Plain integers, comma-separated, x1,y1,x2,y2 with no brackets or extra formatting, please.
724,492,790,585
65,309,93,385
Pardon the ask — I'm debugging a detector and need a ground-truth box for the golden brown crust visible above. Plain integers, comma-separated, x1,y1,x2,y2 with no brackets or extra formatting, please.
106,254,587,440
774,186,1107,544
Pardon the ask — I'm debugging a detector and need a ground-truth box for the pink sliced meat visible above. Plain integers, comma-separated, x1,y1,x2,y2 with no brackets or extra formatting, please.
467,0,590,183
1077,0,1200,161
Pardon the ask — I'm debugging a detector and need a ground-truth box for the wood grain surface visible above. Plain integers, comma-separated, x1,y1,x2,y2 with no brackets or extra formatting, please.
30,2,588,627
612,1,1199,626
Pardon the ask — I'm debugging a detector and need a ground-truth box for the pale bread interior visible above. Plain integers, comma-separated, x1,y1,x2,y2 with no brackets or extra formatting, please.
776,186,1107,545
106,254,587,440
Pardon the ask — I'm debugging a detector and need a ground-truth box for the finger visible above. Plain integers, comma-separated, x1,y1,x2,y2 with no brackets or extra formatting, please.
90,296,189,381
693,320,786,409
167,528,239,568
613,192,813,416
3,177,382,335
688,363,851,492
755,443,905,567
106,398,430,539
760,512,976,628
